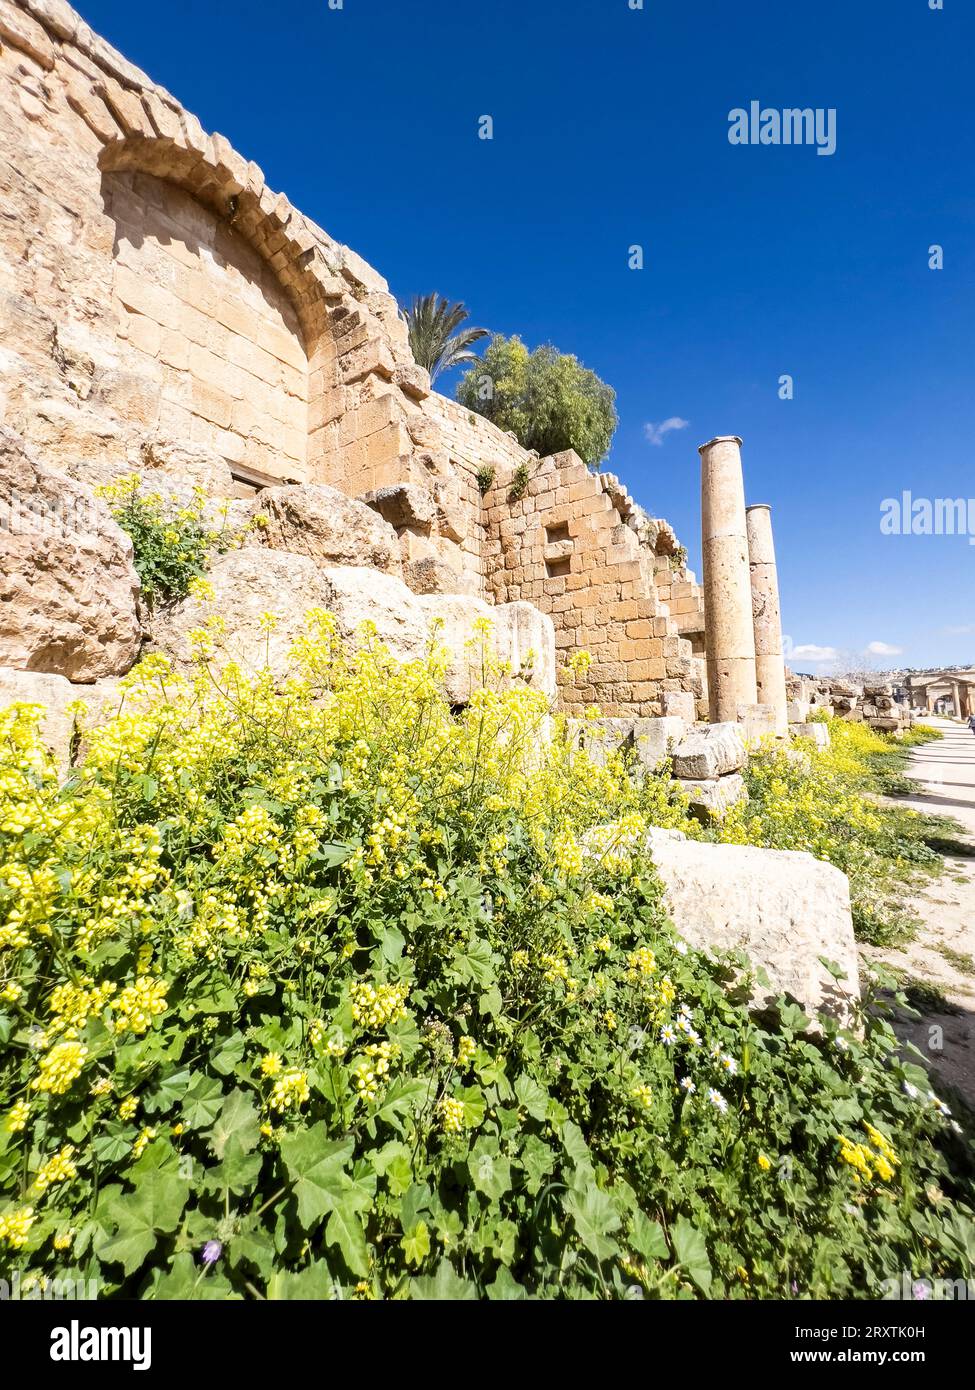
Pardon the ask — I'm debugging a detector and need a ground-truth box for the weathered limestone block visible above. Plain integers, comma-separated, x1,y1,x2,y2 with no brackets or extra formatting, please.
0,428,142,681
0,667,121,770
568,716,686,773
677,773,747,820
737,702,777,743
402,556,461,595
646,827,859,1018
492,600,557,701
150,550,333,679
314,566,429,665
671,722,747,780
140,439,235,498
418,595,556,705
790,722,831,749
661,690,696,723
253,484,402,574
786,699,811,724
0,0,56,69
360,483,436,534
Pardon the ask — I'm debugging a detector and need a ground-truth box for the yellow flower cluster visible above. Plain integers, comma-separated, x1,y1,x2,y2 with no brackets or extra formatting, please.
48,979,117,1031
456,1035,476,1069
111,976,169,1035
437,1097,467,1134
0,1204,35,1249
630,1084,653,1110
6,1099,28,1133
268,1069,310,1113
349,980,409,1030
31,1041,88,1095
628,947,657,980
838,1123,899,1185
353,1041,400,1103
32,1147,77,1193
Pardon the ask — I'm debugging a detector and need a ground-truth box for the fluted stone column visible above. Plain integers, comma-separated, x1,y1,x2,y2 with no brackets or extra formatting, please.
699,436,757,723
745,504,789,735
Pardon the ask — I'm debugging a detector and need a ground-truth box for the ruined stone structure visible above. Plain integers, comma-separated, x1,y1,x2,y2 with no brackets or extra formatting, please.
786,674,915,735
908,670,975,719
0,2,862,1016
0,0,713,720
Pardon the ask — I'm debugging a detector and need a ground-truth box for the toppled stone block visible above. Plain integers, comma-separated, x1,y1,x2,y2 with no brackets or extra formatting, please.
677,773,746,821
404,556,468,595
569,716,685,773
0,427,142,682
671,722,747,780
737,702,777,742
645,827,859,1020
418,595,556,705
253,484,402,575
0,667,121,772
360,483,436,534
661,690,696,723
140,439,235,499
790,722,831,749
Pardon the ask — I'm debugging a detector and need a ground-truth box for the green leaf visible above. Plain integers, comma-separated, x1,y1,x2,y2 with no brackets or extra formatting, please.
96,1170,190,1277
181,1075,224,1130
564,1184,621,1262
279,1127,355,1229
629,1210,668,1263
515,1073,550,1122
209,1089,260,1160
402,1219,430,1267
410,1261,478,1300
487,1266,529,1300
325,1196,370,1277
469,1144,512,1201
268,1261,337,1300
671,1217,712,1294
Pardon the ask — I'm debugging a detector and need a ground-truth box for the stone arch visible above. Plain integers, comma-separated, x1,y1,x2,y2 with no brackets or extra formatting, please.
97,136,344,483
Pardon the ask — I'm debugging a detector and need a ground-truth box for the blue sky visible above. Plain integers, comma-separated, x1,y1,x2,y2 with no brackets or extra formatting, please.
79,0,974,670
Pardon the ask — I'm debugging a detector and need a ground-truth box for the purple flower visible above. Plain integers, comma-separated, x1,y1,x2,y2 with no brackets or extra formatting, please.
201,1240,223,1265
912,1280,930,1301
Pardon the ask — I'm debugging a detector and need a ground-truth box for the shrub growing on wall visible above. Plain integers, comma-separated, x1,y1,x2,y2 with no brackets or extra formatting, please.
456,335,618,468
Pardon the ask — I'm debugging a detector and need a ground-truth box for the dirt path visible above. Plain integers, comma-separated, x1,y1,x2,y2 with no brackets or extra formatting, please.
861,716,975,1108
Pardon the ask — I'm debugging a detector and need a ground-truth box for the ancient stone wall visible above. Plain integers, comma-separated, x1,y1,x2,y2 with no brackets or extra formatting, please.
0,0,704,719
481,449,702,718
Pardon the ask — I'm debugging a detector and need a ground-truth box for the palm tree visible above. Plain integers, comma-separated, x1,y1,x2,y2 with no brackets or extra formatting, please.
403,293,489,385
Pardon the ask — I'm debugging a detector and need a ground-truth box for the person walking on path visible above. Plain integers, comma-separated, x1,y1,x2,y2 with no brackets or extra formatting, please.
968,713,975,737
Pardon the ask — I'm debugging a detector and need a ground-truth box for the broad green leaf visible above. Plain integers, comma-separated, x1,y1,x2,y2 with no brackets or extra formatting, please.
410,1261,478,1300
564,1184,621,1262
325,1196,370,1277
279,1127,355,1228
402,1219,430,1267
515,1073,550,1122
671,1217,712,1294
629,1210,668,1263
209,1089,260,1160
469,1145,512,1201
181,1075,225,1130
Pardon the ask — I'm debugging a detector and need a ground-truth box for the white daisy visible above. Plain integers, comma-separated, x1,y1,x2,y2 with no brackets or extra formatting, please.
707,1088,728,1114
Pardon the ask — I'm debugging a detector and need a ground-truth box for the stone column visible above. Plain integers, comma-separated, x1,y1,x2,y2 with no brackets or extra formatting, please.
746,504,789,735
699,436,758,723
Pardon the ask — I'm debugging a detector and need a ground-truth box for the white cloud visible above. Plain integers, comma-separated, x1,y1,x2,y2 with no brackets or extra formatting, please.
644,417,689,447
790,644,840,664
865,641,904,657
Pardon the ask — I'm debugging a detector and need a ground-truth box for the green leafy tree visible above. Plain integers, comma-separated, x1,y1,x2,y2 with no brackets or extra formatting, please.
456,334,618,468
403,293,488,385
